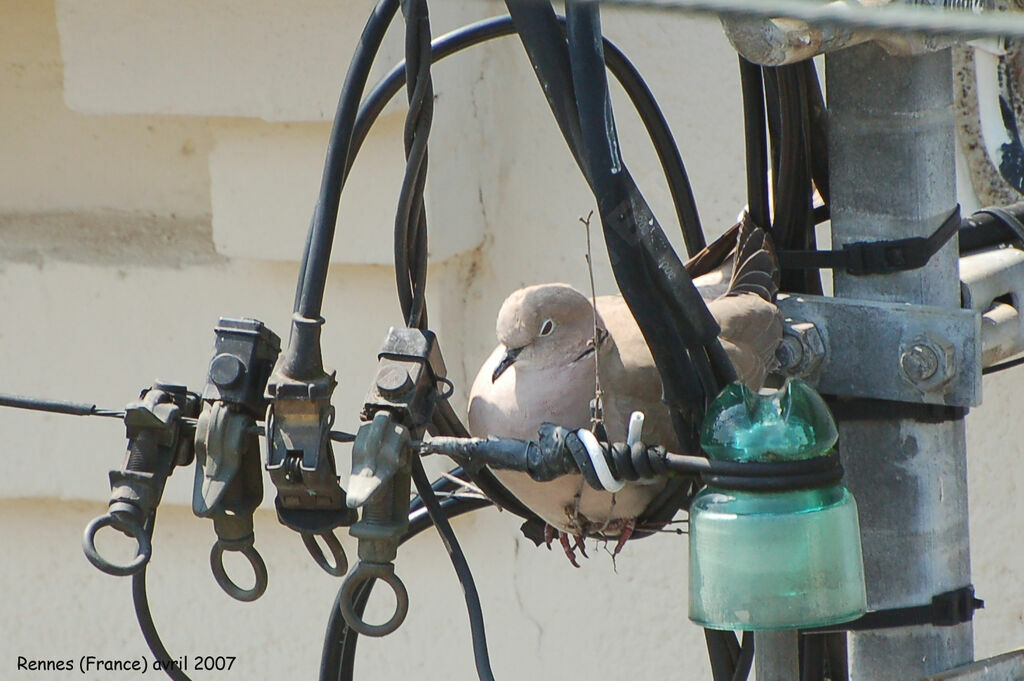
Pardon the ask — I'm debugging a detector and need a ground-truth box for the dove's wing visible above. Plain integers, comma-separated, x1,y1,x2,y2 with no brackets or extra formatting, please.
595,295,680,451
708,293,782,388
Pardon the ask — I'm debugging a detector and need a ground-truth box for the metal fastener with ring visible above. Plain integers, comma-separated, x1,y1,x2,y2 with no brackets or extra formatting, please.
82,512,152,577
209,538,268,602
301,531,349,577
339,561,410,637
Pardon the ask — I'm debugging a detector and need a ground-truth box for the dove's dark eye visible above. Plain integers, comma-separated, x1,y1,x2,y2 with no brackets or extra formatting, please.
539,319,555,337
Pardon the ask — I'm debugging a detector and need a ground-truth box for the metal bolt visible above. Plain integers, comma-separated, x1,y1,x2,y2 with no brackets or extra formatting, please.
776,321,825,378
898,335,957,390
376,365,411,397
900,344,939,382
210,353,245,387
775,335,804,371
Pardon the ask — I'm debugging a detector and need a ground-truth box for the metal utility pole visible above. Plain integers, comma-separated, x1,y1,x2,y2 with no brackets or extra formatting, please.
827,43,973,679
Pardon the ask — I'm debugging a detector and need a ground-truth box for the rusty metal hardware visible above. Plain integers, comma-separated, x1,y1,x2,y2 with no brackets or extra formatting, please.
83,383,199,577
360,326,447,428
194,403,268,599
339,561,410,638
193,318,280,600
340,327,448,637
201,318,281,415
343,411,412,636
265,314,355,574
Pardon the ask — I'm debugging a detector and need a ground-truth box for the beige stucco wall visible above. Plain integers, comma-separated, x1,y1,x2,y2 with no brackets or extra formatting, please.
1,1,1022,679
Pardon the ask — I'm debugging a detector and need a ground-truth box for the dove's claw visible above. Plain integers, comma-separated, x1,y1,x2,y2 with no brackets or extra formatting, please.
613,519,636,557
544,524,556,550
574,534,588,558
559,532,581,568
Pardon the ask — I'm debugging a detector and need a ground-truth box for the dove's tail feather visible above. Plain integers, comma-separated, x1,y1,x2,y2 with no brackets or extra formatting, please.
726,215,780,302
684,221,741,279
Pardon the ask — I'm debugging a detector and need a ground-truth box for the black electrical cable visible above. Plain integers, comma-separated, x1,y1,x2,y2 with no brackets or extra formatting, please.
296,0,400,320
410,457,496,681
389,7,498,677
765,63,821,295
739,57,770,230
803,59,830,210
732,631,755,681
959,203,1024,253
705,628,735,681
801,634,826,681
394,0,433,330
982,354,1024,374
131,514,192,681
0,392,125,418
824,632,849,681
350,14,706,259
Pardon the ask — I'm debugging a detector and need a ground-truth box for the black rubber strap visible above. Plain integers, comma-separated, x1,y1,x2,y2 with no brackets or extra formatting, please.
826,397,966,424
779,206,960,275
804,586,983,634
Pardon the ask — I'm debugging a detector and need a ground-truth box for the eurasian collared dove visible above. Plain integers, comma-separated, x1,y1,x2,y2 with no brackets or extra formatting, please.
467,218,781,562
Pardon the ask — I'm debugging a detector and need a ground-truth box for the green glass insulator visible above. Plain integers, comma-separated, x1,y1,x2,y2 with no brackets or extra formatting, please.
688,378,866,630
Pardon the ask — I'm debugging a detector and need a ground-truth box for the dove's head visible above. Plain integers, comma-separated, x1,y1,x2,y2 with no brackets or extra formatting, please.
491,283,606,382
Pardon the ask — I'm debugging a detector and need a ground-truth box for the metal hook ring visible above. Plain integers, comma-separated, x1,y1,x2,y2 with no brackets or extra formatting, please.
210,541,269,602
301,531,349,577
339,562,409,637
82,513,151,577
436,376,455,400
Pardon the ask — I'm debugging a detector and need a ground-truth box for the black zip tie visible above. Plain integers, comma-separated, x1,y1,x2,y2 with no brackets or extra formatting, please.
803,586,984,634
778,205,961,275
826,396,966,424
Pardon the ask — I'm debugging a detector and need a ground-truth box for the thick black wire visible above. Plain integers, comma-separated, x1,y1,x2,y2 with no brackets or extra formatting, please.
349,15,705,257
395,0,434,330
983,354,1024,374
804,60,830,209
131,513,193,681
705,629,754,681
739,57,770,230
296,0,400,319
732,632,754,681
765,63,821,295
410,456,496,681
801,634,826,681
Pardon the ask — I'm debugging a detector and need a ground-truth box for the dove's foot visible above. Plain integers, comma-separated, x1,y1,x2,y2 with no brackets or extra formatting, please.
544,523,556,550
558,531,582,568
612,519,636,557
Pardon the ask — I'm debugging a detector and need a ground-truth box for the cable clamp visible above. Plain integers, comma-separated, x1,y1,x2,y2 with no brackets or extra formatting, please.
780,206,961,276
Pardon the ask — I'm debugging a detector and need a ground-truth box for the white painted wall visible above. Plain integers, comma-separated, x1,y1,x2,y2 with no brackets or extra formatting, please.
1,1,1022,679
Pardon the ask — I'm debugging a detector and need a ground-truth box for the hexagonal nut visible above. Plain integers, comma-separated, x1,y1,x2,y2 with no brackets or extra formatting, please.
777,320,826,378
899,334,957,391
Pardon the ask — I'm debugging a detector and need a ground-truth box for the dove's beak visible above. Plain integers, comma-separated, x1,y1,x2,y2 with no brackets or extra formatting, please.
492,345,522,382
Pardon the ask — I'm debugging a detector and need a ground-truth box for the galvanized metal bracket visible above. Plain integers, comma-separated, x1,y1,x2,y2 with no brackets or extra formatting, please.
775,294,981,407
917,649,1024,681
